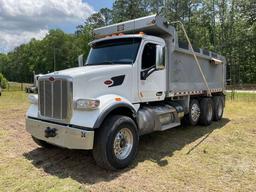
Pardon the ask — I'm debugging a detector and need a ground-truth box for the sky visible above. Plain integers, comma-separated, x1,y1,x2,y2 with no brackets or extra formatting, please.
0,0,114,53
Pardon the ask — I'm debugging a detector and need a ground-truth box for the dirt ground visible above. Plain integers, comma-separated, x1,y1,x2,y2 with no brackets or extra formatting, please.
0,91,256,192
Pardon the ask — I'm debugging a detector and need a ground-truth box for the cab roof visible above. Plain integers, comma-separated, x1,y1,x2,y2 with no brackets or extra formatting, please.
93,14,175,39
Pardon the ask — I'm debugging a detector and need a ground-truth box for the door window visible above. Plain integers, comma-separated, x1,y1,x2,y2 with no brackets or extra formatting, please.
142,43,156,69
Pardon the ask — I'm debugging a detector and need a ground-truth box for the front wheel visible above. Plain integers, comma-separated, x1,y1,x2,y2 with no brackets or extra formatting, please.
93,115,139,170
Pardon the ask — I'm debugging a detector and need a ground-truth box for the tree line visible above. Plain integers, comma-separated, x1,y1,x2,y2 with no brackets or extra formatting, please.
0,0,255,84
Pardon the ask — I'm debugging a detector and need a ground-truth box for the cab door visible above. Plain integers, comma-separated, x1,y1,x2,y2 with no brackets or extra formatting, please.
138,41,166,102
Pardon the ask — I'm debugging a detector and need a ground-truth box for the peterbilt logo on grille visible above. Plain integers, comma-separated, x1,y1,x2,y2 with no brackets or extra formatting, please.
48,77,55,81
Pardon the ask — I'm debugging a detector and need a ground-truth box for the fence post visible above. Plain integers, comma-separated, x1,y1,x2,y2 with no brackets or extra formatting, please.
231,89,235,101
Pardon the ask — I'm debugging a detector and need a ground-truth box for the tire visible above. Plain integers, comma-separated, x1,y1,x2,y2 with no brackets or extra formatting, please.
213,96,224,121
32,136,55,148
199,98,213,126
183,99,200,126
93,115,139,170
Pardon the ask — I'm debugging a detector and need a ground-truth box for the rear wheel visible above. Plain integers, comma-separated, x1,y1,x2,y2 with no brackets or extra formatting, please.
93,115,139,170
199,98,213,126
32,136,55,148
213,96,224,121
183,99,200,126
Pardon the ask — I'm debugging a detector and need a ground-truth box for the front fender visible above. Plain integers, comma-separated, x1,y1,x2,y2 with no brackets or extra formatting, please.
70,94,138,129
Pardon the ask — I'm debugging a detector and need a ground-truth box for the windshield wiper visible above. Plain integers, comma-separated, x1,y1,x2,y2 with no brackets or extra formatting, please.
101,61,114,64
86,61,114,65
86,60,133,65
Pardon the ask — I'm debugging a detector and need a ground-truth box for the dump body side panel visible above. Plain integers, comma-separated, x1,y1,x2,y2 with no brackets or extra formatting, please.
167,48,226,95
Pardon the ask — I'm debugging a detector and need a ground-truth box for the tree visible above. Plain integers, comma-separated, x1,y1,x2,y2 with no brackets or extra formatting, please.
112,0,148,23
0,73,8,89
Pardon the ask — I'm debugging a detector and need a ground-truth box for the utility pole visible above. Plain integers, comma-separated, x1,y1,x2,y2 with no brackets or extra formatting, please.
212,0,216,46
53,46,56,72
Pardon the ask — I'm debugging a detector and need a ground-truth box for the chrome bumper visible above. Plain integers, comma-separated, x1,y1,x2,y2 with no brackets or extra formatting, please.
26,118,94,150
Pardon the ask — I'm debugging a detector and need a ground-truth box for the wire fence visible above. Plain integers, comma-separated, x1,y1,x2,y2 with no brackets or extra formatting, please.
226,84,256,91
4,82,32,92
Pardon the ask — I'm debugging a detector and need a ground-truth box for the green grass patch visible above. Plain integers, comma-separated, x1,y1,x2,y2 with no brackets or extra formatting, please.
0,90,28,110
225,91,256,102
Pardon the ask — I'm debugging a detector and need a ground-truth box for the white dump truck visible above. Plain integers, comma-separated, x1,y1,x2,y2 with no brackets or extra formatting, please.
26,15,226,170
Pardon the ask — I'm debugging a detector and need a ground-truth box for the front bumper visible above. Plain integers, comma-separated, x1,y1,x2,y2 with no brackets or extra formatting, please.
26,118,94,150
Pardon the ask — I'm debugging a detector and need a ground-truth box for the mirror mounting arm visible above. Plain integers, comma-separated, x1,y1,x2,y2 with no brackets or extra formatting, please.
140,66,157,80
78,54,84,67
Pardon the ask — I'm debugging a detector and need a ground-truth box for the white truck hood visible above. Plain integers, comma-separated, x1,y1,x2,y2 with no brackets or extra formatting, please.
50,64,134,101
53,65,126,78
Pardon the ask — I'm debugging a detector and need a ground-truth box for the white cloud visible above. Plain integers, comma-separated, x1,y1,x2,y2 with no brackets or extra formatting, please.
0,0,94,52
0,30,49,52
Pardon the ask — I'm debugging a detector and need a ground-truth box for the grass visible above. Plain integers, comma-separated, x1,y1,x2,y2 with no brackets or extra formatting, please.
226,91,256,102
0,91,256,192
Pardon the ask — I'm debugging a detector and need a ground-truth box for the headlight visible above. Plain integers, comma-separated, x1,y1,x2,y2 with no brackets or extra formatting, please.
75,99,100,110
28,94,38,104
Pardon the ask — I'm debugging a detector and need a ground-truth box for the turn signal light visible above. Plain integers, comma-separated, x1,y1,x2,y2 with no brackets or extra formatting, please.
115,97,122,102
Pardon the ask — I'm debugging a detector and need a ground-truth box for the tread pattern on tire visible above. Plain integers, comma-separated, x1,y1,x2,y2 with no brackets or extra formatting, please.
199,98,213,126
213,96,224,121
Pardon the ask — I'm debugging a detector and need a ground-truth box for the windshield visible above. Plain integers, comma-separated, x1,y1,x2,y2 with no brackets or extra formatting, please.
86,38,141,65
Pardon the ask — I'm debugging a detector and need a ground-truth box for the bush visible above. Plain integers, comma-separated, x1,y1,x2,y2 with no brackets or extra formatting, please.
0,73,8,89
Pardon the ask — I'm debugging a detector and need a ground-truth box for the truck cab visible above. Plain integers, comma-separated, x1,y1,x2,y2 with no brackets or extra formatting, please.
26,15,226,170
86,34,166,102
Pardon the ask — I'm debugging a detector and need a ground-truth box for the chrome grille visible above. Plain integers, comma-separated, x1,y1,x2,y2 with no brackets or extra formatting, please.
38,76,73,122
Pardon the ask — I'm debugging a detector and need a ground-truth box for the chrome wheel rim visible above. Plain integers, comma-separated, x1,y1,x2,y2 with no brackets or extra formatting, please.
191,103,200,122
113,128,133,160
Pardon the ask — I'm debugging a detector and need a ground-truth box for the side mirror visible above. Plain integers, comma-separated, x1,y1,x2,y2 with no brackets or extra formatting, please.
156,45,165,70
78,54,84,67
